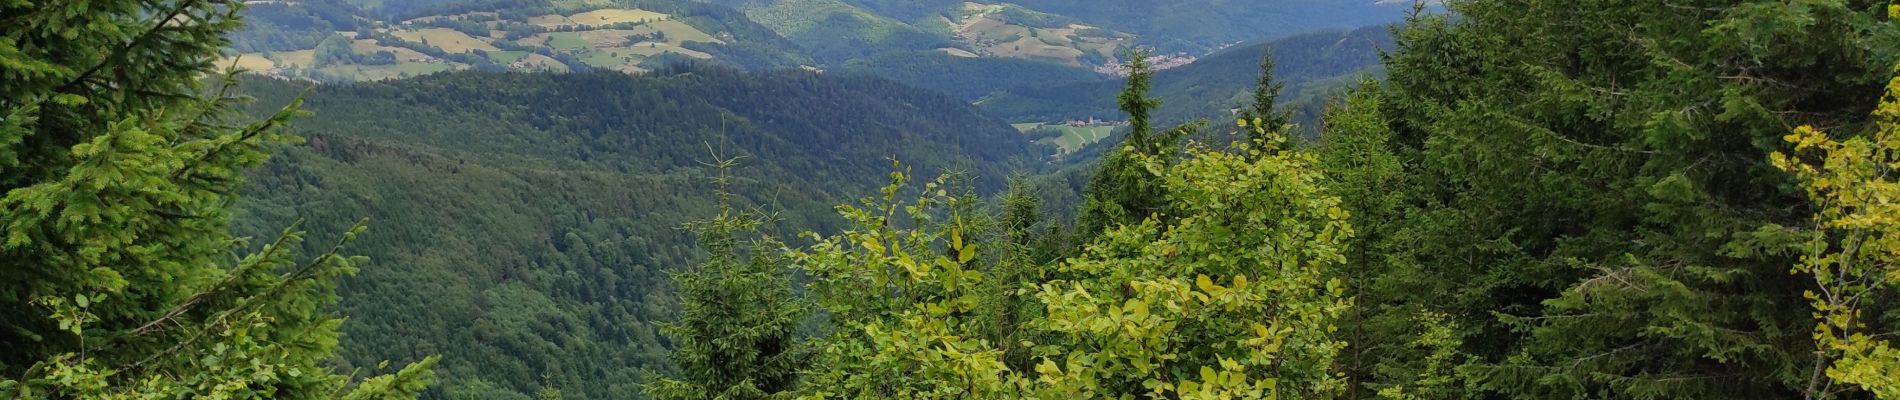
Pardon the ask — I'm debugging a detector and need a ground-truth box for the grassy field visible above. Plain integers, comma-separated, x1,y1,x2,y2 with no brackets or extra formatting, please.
393,28,499,53
351,39,433,62
569,9,668,25
402,11,497,25
270,49,317,68
226,54,277,71
1016,123,1118,154
530,8,669,28
625,42,712,58
649,20,720,43
486,50,529,64
543,32,589,49
228,5,744,81
949,3,1130,66
513,53,572,72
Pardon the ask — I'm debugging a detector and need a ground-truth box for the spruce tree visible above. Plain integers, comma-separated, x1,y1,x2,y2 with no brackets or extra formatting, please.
1248,47,1292,140
0,0,434,397
982,176,1050,372
1076,49,1198,239
1319,2,1900,398
646,157,807,400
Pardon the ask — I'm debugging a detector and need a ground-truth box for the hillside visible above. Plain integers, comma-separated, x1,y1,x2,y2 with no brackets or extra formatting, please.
836,50,1110,100
719,0,1411,66
227,0,813,81
228,68,1041,399
977,25,1394,157
227,0,1415,82
992,0,1410,50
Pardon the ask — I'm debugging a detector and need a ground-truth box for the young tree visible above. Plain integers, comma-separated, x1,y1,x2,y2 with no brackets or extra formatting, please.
791,165,1024,398
0,1,434,397
979,176,1052,372
646,157,808,400
1034,121,1354,399
1773,63,1900,399
1076,49,1199,240
790,125,1355,398
1246,47,1292,145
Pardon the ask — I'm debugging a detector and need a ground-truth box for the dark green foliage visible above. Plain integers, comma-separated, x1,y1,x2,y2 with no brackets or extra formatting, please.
1248,47,1291,137
785,13,951,65
977,177,1057,372
1074,52,1195,240
1320,1,1900,399
0,0,432,397
229,68,1040,399
645,166,807,399
838,51,1108,101
231,0,363,52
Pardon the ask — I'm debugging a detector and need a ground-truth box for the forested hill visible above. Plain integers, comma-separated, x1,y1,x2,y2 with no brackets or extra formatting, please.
979,24,1394,127
228,68,1039,399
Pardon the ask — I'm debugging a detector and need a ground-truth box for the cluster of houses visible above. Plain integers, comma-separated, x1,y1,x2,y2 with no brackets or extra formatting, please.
1063,117,1123,127
1093,52,1197,76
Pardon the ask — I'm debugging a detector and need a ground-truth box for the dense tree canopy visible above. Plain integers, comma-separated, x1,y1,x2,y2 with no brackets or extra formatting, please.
1316,1,1900,399
15,0,1900,399
0,0,432,397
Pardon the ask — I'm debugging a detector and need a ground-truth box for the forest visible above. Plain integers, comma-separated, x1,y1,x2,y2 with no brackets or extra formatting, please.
5,0,1900,400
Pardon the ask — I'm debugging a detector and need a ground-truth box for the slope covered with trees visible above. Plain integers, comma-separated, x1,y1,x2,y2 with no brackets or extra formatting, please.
979,24,1393,128
837,50,1110,101
16,1,1900,400
228,68,1040,399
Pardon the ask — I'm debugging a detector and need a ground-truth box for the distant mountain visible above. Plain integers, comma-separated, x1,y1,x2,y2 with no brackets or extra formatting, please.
980,25,1395,127
716,0,1411,66
225,0,1413,82
982,0,1410,51
226,0,815,81
230,67,1042,399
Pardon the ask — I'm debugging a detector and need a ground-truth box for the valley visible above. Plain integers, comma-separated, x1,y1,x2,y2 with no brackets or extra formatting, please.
41,1,1900,400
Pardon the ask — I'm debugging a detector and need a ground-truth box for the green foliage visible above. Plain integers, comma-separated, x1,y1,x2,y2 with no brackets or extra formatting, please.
980,26,1392,134
645,159,809,400
1247,48,1292,143
229,67,1040,399
838,51,1108,101
1317,1,1900,398
1075,51,1197,241
790,166,1021,398
1774,61,1900,399
0,0,431,397
787,115,1352,397
1034,128,1354,398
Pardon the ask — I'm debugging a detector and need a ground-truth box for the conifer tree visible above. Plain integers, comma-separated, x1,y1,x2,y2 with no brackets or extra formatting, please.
1318,2,1900,398
1076,49,1198,239
1247,47,1292,142
982,177,1050,372
646,156,808,400
0,0,435,397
